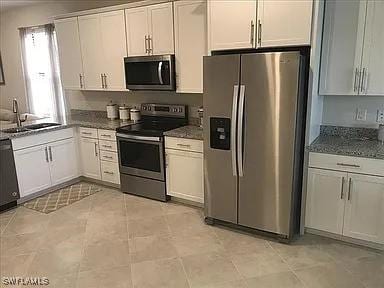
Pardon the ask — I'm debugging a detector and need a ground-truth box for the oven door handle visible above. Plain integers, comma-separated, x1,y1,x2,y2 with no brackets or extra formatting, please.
116,133,161,142
158,61,164,85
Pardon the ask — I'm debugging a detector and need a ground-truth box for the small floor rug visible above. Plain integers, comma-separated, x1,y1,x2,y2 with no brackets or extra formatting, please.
23,183,101,214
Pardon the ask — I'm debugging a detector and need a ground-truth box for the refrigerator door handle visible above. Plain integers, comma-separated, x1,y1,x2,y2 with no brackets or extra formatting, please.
238,85,246,177
231,85,239,176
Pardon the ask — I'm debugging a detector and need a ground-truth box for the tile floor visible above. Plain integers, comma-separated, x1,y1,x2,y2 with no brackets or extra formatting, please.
0,184,383,288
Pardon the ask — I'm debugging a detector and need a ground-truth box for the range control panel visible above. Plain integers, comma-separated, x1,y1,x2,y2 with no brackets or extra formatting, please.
141,103,187,118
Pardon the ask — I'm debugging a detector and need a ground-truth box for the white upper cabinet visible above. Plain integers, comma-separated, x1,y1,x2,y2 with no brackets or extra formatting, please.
78,10,127,90
125,6,149,56
148,2,174,55
343,174,384,244
360,0,384,96
54,17,84,90
100,10,127,90
78,14,105,90
257,0,313,48
174,0,207,93
208,0,257,51
320,0,384,96
125,2,174,56
305,168,347,235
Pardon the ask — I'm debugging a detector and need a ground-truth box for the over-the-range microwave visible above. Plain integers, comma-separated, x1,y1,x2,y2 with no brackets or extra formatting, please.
124,55,176,91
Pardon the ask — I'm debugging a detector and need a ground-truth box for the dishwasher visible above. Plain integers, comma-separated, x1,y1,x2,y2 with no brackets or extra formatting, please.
0,139,20,211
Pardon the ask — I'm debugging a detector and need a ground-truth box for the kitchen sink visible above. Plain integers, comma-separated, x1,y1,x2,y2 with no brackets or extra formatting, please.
2,123,61,134
24,123,61,130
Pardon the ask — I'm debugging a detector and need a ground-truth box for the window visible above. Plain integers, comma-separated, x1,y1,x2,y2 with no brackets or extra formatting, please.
20,24,66,119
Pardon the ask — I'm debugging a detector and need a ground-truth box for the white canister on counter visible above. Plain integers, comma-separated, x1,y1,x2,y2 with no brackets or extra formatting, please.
130,108,141,123
378,124,384,143
106,103,118,120
119,106,130,121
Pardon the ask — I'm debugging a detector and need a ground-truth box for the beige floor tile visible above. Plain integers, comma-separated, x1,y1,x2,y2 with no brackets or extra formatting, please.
126,201,164,220
0,253,35,278
85,218,128,245
161,201,202,215
213,227,270,255
198,280,248,288
319,242,380,263
166,212,212,236
246,271,304,288
40,224,86,251
76,266,132,288
128,216,170,238
295,263,365,288
131,258,189,288
230,248,291,279
172,231,225,257
341,254,384,288
3,211,49,236
129,235,178,263
0,231,45,257
47,205,89,230
270,241,334,270
50,273,78,288
80,240,130,272
28,246,83,278
181,252,241,288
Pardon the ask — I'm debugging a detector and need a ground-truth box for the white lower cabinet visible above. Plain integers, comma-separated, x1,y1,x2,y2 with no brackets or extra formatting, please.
79,137,101,180
306,153,384,245
165,137,204,204
13,129,78,199
101,161,120,184
14,145,52,198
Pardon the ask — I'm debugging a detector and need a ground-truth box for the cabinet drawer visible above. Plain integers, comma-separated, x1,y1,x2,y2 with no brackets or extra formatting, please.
100,150,118,163
165,137,203,153
98,129,116,141
309,152,384,177
101,161,120,184
99,140,117,152
79,127,98,139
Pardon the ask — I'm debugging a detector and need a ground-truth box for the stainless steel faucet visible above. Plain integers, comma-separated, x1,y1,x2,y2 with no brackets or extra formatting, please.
12,99,27,127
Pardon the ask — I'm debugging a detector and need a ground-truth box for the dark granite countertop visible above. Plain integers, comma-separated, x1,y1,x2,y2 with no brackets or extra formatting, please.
308,126,384,160
164,125,203,140
0,111,134,141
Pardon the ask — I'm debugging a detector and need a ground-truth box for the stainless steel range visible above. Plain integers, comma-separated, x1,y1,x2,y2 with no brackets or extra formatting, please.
116,103,188,201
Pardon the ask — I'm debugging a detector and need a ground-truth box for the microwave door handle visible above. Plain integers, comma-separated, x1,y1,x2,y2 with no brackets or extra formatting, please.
158,61,164,85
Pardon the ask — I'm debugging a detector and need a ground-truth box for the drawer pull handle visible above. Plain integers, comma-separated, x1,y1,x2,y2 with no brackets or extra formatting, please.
82,132,92,135
102,145,113,148
340,177,345,199
348,178,352,200
104,171,114,175
336,163,360,168
103,156,113,159
177,144,191,148
101,134,112,137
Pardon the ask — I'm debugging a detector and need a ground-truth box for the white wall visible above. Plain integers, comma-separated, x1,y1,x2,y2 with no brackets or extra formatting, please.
322,96,384,128
0,0,137,112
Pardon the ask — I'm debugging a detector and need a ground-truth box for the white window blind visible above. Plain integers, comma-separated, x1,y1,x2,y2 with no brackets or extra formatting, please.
20,24,66,119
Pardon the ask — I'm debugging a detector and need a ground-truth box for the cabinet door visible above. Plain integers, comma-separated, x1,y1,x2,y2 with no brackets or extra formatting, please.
166,149,204,203
360,0,384,96
343,174,384,244
125,7,149,56
257,0,312,48
305,168,347,235
174,0,206,93
208,0,256,51
319,0,367,95
148,2,175,55
49,138,78,186
79,137,101,180
54,17,84,90
100,10,127,91
14,145,52,198
78,14,104,90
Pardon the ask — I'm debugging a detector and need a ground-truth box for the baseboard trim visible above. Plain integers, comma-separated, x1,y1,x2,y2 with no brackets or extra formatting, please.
80,176,121,190
305,227,383,251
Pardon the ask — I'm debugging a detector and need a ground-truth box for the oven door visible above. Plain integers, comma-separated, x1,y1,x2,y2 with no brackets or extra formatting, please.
117,134,165,181
124,55,175,91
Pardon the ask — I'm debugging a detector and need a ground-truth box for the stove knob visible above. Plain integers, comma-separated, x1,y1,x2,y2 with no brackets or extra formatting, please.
178,108,183,112
173,108,178,112
143,106,147,110
148,107,152,111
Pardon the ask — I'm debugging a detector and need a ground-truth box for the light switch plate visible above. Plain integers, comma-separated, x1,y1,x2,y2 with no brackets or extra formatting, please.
377,110,384,123
356,108,367,121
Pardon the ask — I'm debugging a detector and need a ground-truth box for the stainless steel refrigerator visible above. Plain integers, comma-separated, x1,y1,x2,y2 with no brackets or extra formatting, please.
203,51,307,240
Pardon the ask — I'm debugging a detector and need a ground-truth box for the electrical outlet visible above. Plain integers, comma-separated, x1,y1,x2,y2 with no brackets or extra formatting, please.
356,108,367,121
377,110,384,123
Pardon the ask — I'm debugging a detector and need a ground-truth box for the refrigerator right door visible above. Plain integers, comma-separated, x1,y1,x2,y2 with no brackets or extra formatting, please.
238,52,301,236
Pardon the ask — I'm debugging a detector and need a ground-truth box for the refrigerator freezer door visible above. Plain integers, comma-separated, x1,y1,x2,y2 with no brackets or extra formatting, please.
238,52,301,236
203,54,241,224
